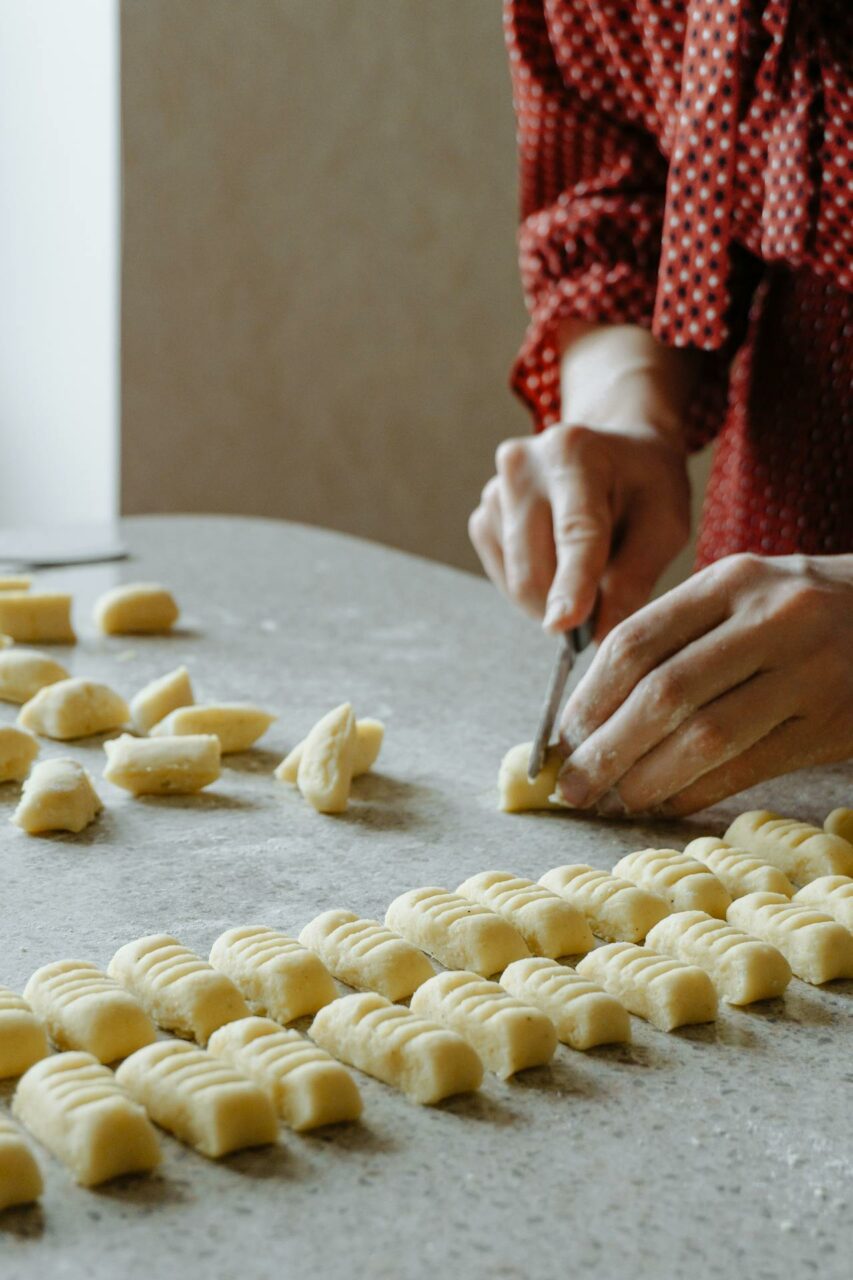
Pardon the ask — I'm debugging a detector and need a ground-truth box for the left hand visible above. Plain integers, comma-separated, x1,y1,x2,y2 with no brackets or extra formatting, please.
555,552,853,816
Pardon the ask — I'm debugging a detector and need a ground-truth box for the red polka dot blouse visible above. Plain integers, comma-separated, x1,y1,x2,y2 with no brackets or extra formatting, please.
505,0,852,565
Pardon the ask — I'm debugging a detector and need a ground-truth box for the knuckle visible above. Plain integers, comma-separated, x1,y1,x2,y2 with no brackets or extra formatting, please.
551,421,596,459
646,668,687,719
554,511,608,546
467,508,487,545
688,714,730,760
606,619,646,669
715,552,762,589
495,438,528,476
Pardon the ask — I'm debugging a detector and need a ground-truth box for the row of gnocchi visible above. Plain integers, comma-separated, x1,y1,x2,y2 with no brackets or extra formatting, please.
0,579,180,645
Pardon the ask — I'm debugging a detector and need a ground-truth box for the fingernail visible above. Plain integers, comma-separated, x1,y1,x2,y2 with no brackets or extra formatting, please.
543,598,573,632
595,789,627,818
556,765,590,808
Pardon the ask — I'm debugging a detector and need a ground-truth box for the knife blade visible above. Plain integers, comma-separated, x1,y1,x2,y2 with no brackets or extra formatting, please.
527,617,595,781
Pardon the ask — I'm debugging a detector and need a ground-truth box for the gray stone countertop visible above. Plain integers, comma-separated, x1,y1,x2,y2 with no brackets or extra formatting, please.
1,516,851,1280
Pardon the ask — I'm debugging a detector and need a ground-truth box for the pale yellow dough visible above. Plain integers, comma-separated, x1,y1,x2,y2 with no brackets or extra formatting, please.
24,960,156,1062
0,986,49,1078
103,733,221,795
0,725,38,783
12,758,103,835
684,836,795,899
18,677,128,740
724,810,853,884
0,593,75,644
116,1040,277,1158
385,886,530,977
208,1016,362,1131
613,849,731,918
94,582,179,635
0,1113,42,1210
497,742,563,812
793,876,853,932
0,576,31,592
577,943,717,1032
825,808,853,846
13,1051,160,1186
296,702,357,813
151,703,275,753
456,870,594,958
727,892,853,984
298,909,434,1001
309,991,483,1105
129,665,194,734
645,911,791,1005
108,934,249,1044
0,648,69,704
500,957,630,1050
276,717,384,783
209,925,337,1023
539,864,668,943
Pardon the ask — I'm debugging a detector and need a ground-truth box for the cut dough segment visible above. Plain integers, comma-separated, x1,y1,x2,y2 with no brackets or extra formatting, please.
12,758,102,835
793,876,853,931
0,593,75,644
645,911,791,1005
275,717,384,784
727,892,853,985
825,808,853,846
24,960,156,1063
497,741,563,812
116,1040,277,1158
0,576,31,591
409,971,557,1078
0,1113,42,1209
129,665,194,734
103,733,221,795
296,702,357,813
94,582,179,635
13,1051,160,1186
0,725,38,783
613,848,731,918
0,648,69,704
539,864,668,943
684,836,795,899
724,810,853,884
208,1016,362,1131
500,957,630,1050
209,926,336,1023
456,870,594,958
385,886,530,977
0,986,49,1078
308,991,482,1105
108,934,249,1044
18,677,128,740
577,943,717,1031
151,703,275,753
299,909,434,1001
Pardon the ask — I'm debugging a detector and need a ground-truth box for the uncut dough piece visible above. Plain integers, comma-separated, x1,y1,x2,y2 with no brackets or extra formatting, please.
728,892,853,984
825,808,853,845
497,742,563,813
19,678,129,741
539,864,668,943
309,991,483,1105
116,1040,277,1158
108,934,249,1044
0,576,31,591
614,848,731,918
130,665,194,734
0,1113,42,1210
0,987,49,1078
13,1051,160,1186
500,957,631,1050
385,887,530,976
275,717,384,784
296,702,357,813
151,703,275,753
208,1016,362,1131
12,758,103,835
456,870,594,958
794,876,853,932
209,926,337,1023
577,943,717,1032
684,836,795,900
24,960,156,1063
410,971,557,1078
0,648,69,705
94,582,179,635
724,810,853,884
298,909,434,1001
103,733,221,795
0,725,38,783
645,911,791,1005
0,593,75,644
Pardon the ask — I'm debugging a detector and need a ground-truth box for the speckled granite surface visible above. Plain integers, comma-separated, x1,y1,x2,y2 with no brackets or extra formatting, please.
1,516,851,1280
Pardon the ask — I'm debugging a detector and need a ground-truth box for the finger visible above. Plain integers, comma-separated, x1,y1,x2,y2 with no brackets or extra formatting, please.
496,441,556,617
542,426,613,633
468,483,508,594
594,497,690,641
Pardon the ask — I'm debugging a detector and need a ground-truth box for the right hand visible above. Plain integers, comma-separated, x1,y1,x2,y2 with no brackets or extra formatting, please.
468,422,691,640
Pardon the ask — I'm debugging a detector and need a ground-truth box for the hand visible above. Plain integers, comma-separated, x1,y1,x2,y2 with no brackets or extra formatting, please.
468,422,691,639
555,553,853,816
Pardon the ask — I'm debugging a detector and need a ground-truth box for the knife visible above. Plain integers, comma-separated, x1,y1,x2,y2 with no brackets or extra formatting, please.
527,616,596,781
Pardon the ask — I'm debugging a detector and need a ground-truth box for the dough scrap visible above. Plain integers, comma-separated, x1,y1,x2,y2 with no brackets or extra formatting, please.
0,725,38,783
275,717,384,784
539,864,668,943
645,911,791,1005
13,1051,160,1186
500,957,630,1050
409,970,557,1078
24,960,156,1063
208,1016,362,1131
0,986,49,1079
18,677,129,740
385,886,530,977
724,810,853,884
0,1113,42,1210
0,576,31,592
116,1040,277,1158
94,582,179,635
577,942,717,1032
727,892,853,984
0,648,69,705
129,665,194,734
793,876,853,932
308,991,483,1105
151,703,275,754
825,808,853,846
613,848,731,918
298,909,434,1001
103,733,221,795
209,925,337,1023
684,836,795,899
108,934,249,1044
497,742,564,812
0,593,75,644
12,758,103,835
296,702,357,813
456,870,594,958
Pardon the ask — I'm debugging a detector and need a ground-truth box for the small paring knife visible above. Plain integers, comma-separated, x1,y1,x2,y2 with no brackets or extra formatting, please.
527,617,596,782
